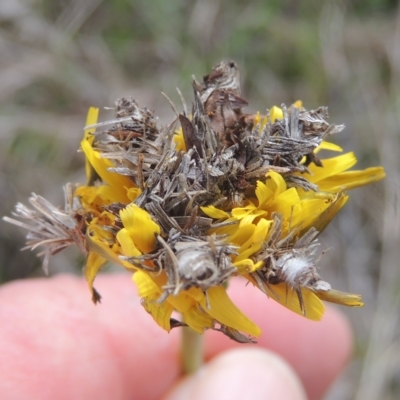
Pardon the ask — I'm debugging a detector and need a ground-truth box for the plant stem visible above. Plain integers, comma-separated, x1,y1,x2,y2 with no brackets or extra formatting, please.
181,327,203,374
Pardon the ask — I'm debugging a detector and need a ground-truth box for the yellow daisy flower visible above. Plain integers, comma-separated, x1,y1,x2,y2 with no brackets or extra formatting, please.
79,100,383,337
5,62,385,343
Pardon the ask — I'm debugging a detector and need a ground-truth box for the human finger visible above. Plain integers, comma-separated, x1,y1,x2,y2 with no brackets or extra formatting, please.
163,347,306,400
205,278,353,400
0,274,352,400
0,274,180,400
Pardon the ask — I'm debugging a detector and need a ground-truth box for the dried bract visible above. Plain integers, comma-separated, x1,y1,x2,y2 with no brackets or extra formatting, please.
4,184,86,274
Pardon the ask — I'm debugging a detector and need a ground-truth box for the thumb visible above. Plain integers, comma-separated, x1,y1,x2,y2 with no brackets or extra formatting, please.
163,347,307,400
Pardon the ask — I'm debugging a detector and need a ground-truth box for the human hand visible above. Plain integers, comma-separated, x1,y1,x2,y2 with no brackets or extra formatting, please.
0,274,351,400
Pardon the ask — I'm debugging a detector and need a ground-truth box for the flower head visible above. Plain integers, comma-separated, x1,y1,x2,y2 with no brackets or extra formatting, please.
4,62,385,342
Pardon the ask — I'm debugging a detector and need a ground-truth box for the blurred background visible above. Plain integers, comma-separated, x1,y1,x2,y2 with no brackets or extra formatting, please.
0,0,399,398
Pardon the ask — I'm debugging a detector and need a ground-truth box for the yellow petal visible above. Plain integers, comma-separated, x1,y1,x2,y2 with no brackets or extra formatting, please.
239,211,266,226
200,286,261,337
81,140,133,202
265,171,287,195
315,141,343,153
173,128,186,152
142,296,174,332
86,228,122,266
127,187,143,202
253,111,262,126
164,288,204,314
91,212,115,229
232,203,257,220
236,218,271,261
208,221,239,237
270,187,301,216
119,204,160,254
315,289,364,307
289,198,330,231
240,218,270,250
254,111,268,133
183,305,214,333
167,291,198,313
316,166,386,192
201,205,230,219
132,270,160,298
84,107,99,184
236,245,263,263
234,258,263,274
116,228,142,257
301,193,348,235
270,106,283,123
84,107,99,139
228,224,256,246
307,152,358,183
84,251,106,301
233,258,255,274
266,283,325,321
255,180,273,206
95,185,123,205
185,287,205,302
75,185,97,203
292,100,303,108
75,184,122,215
86,226,141,273
75,185,105,214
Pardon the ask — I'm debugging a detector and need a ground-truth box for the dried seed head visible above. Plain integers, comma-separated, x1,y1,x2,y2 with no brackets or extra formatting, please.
250,215,332,315
3,60,380,340
177,247,219,287
272,248,331,292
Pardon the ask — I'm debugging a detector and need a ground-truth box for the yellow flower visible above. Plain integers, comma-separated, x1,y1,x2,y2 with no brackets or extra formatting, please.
81,103,384,335
81,197,260,337
121,205,261,336
202,191,348,320
6,62,386,343
199,104,385,321
134,270,261,336
202,169,340,238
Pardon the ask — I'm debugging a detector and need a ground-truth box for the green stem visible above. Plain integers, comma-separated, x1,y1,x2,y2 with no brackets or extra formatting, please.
181,326,204,374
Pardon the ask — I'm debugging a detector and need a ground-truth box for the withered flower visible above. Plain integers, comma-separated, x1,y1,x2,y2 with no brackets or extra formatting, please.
4,61,385,346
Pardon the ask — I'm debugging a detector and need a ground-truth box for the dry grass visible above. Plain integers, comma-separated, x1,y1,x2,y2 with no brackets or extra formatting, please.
0,1,399,398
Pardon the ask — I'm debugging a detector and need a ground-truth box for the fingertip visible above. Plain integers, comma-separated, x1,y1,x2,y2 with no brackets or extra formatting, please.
164,348,306,400
0,274,181,400
204,278,354,400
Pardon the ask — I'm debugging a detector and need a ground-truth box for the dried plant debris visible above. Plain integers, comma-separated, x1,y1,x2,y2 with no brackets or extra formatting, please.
3,184,87,275
4,61,385,342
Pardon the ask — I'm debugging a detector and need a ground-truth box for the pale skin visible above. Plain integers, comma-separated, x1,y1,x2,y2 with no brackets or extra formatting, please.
0,274,352,400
